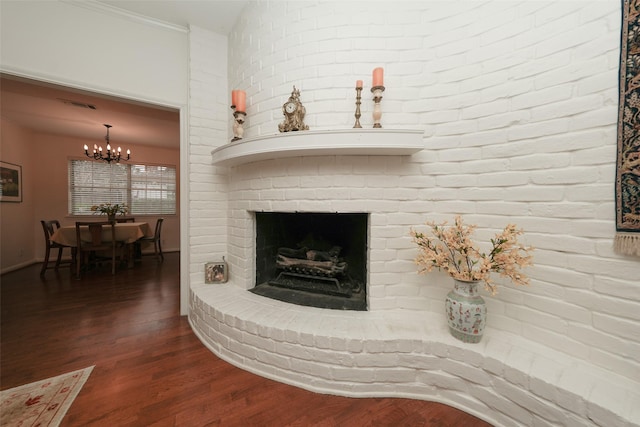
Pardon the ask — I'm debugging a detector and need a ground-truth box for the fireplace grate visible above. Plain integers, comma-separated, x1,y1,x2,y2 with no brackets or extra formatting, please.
269,271,352,297
250,282,366,311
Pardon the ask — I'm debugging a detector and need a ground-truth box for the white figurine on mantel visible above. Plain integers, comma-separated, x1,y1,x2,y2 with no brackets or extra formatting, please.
232,111,246,142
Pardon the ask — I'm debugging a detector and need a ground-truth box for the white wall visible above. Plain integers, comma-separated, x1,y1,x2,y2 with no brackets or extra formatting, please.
211,0,640,384
0,1,188,107
187,26,230,289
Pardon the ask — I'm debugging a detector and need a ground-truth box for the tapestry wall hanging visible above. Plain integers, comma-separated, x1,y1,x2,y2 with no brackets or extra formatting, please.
616,0,640,256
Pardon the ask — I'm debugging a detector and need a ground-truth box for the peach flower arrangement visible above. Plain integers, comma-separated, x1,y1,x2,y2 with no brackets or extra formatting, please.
410,215,534,295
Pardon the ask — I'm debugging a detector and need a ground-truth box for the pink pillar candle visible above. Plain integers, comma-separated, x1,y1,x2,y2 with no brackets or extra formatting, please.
231,90,238,107
236,90,246,112
372,67,384,87
356,80,363,89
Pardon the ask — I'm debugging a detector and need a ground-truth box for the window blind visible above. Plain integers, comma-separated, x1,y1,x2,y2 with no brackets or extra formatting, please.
69,160,176,215
131,164,176,215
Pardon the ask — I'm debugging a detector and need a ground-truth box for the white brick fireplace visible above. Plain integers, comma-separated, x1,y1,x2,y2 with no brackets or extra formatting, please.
208,128,425,310
189,130,638,427
187,2,639,426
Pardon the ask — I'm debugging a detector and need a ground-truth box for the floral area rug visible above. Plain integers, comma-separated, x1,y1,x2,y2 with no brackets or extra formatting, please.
0,366,94,427
616,0,640,256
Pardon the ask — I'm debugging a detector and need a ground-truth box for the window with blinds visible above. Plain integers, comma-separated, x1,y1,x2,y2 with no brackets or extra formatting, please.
69,159,176,215
131,164,176,215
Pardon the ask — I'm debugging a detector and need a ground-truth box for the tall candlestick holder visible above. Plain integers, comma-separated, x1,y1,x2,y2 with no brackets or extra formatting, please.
371,85,385,128
353,86,363,128
230,105,246,142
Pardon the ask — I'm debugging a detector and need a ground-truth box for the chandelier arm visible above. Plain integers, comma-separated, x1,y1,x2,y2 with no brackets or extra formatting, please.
82,124,130,163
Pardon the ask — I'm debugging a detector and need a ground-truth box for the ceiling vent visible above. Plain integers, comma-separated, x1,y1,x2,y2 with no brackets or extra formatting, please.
58,98,97,110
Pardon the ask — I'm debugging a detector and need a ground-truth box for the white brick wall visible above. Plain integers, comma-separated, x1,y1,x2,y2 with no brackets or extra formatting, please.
188,1,640,425
188,27,230,281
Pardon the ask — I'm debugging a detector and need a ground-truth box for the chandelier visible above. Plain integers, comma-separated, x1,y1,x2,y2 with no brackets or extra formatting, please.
83,124,130,163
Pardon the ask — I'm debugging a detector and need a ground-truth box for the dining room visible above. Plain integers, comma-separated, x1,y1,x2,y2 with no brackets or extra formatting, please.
44,217,164,276
0,76,181,276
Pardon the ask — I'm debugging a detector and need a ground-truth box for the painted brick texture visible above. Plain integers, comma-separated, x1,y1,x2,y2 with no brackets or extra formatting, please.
188,1,639,425
188,27,230,281
190,285,640,426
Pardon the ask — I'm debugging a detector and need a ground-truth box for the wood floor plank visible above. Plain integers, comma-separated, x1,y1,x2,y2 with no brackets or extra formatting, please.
1,253,492,426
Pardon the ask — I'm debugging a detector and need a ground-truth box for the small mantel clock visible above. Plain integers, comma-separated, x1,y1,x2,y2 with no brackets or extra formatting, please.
278,86,309,132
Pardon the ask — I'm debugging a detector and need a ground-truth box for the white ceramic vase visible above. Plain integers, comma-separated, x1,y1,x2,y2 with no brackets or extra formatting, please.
445,279,486,343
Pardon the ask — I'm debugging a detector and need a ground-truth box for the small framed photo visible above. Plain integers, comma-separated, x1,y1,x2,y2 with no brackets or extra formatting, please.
0,161,23,203
205,260,228,283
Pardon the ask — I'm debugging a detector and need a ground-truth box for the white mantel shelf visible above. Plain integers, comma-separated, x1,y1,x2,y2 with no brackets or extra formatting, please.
211,129,425,166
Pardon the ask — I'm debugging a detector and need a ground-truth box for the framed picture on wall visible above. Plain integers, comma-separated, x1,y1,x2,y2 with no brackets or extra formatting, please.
0,161,23,203
205,259,228,283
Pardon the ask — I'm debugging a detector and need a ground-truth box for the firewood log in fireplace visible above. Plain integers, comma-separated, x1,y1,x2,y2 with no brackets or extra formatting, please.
276,245,347,277
278,246,342,261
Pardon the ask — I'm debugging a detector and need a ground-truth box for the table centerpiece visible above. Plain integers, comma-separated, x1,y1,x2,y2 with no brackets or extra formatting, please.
91,203,128,222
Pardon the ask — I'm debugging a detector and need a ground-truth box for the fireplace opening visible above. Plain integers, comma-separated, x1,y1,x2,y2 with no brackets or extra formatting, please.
251,212,368,311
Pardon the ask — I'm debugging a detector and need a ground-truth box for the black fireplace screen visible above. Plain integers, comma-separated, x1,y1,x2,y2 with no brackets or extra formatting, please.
252,212,368,310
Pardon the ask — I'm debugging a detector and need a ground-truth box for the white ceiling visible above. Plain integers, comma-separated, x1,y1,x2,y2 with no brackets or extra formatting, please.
0,1,248,149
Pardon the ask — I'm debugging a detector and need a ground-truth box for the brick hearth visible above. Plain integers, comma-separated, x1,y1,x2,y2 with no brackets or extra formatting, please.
189,284,638,426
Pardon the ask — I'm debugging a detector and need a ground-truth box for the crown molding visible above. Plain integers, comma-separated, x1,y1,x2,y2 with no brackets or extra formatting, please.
62,0,189,34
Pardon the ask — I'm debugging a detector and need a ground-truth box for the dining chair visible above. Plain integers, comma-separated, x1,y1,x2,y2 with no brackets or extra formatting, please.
40,220,74,276
140,218,164,262
75,221,123,278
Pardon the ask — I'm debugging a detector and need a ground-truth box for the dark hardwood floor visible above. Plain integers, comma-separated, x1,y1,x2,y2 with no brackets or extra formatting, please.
1,253,492,426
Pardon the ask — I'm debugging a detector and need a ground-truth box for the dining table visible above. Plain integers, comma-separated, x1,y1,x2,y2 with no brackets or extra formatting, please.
51,221,153,268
